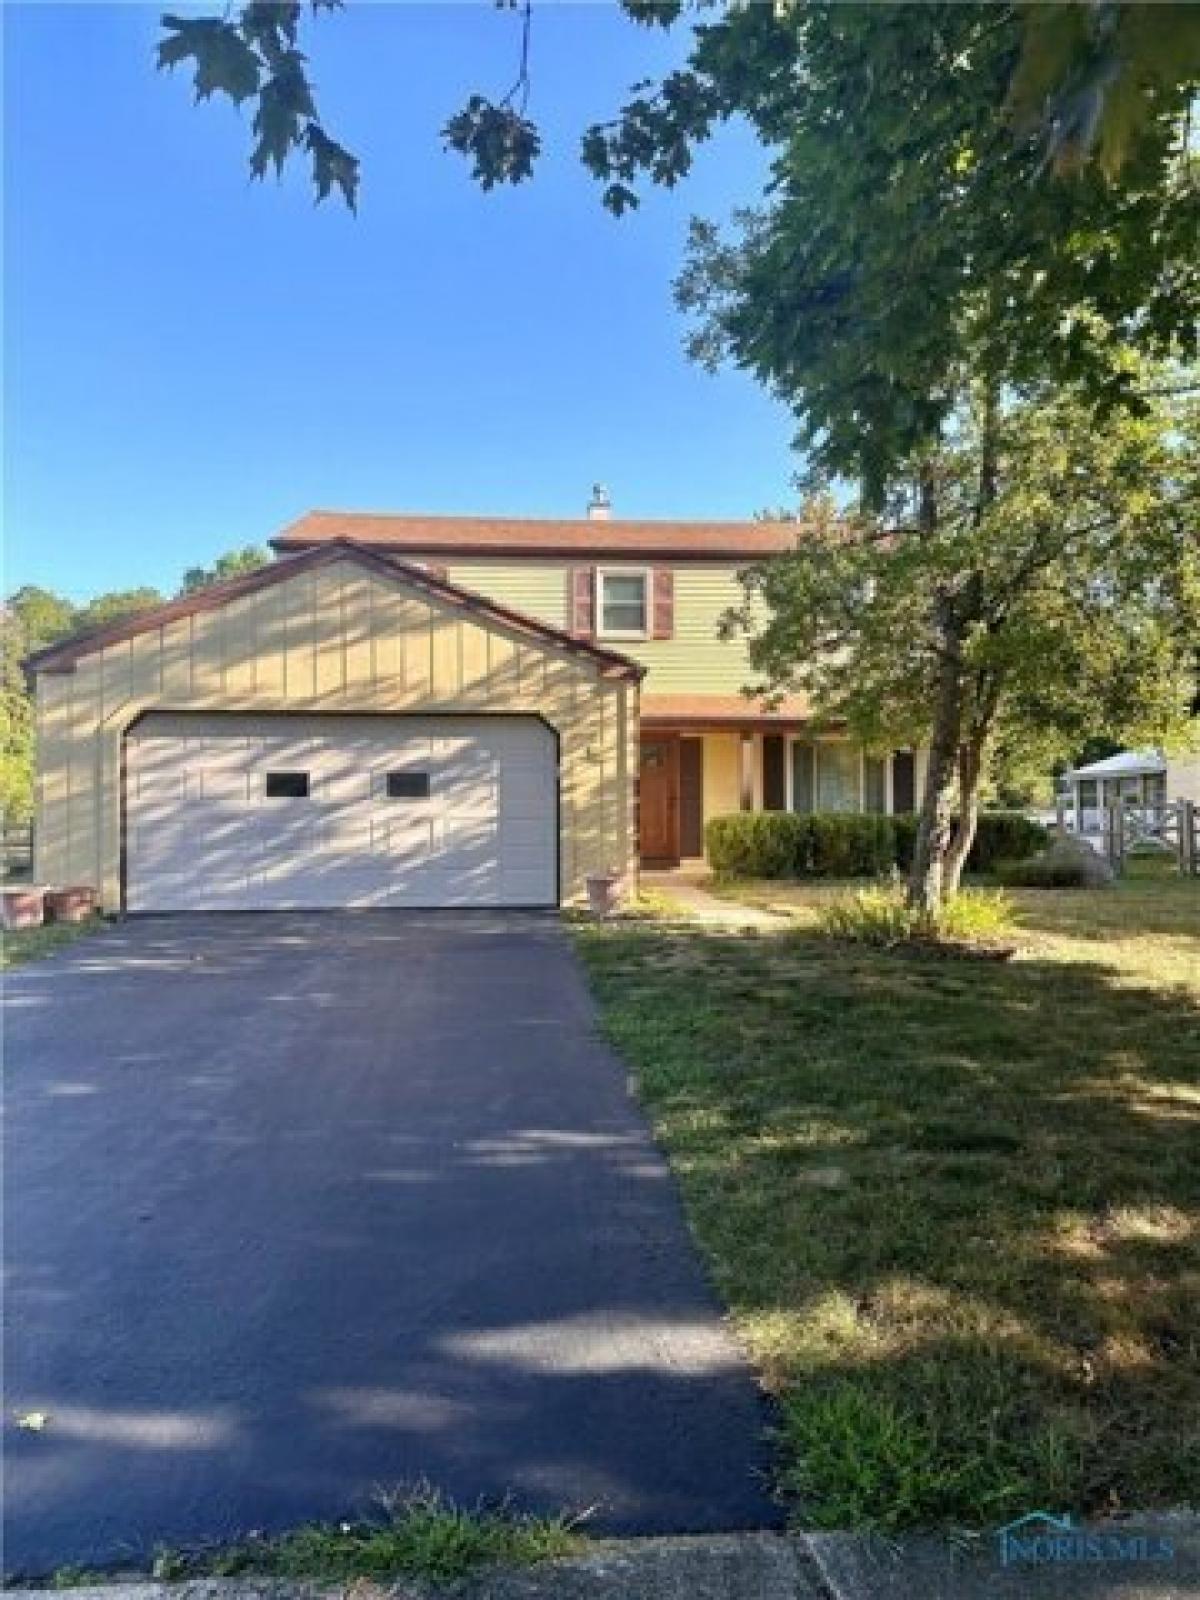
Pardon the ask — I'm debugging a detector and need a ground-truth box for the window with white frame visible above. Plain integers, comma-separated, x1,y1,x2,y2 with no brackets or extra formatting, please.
817,743,861,813
596,569,648,638
789,740,863,814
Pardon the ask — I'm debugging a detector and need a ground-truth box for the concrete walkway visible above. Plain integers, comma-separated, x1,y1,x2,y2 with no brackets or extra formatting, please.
640,871,785,930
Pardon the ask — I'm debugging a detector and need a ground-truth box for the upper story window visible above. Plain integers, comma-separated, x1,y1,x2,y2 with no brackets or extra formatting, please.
596,569,648,638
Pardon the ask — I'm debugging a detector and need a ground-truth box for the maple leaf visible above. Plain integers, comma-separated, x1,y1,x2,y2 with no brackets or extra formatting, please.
157,16,261,105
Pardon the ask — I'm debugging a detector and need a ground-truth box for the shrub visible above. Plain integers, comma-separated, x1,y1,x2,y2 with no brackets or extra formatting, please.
706,812,896,879
966,812,1049,871
817,886,1014,946
705,812,809,878
891,813,920,870
936,887,1015,940
819,885,919,945
996,836,1115,889
706,810,1047,880
892,811,1047,872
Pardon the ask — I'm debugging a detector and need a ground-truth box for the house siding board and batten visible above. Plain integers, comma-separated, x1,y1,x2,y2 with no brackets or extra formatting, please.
31,546,639,912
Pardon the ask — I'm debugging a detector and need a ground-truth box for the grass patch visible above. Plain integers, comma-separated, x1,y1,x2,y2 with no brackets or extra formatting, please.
572,869,1200,1531
1,916,107,969
46,1488,584,1587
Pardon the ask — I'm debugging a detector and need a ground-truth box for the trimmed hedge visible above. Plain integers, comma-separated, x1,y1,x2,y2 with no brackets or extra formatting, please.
705,810,1047,880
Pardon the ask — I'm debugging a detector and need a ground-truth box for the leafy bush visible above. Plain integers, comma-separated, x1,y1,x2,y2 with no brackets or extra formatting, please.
706,812,896,878
818,886,1014,946
892,810,1047,872
936,887,1015,939
707,810,1046,880
819,886,919,944
996,837,1114,889
964,812,1049,871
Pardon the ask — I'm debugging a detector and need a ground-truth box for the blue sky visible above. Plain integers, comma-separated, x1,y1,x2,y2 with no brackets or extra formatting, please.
5,2,796,601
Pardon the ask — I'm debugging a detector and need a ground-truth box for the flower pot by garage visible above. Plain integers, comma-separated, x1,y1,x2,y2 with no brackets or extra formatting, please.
586,873,622,918
44,886,97,925
1,888,44,930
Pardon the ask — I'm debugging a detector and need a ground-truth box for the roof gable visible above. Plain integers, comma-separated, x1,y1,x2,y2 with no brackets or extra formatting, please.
1065,749,1165,780
26,541,644,680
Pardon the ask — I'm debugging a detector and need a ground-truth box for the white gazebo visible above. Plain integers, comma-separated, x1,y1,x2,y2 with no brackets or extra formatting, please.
1058,750,1167,839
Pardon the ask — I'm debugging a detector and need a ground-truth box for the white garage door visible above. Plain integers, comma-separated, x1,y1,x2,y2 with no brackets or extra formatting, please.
126,713,558,911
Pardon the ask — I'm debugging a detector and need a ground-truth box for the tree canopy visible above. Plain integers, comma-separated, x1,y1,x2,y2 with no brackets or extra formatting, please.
158,2,1200,208
727,377,1200,906
666,8,1196,501
181,546,270,592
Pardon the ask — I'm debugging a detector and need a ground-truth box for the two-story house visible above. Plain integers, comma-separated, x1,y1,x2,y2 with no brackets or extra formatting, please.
28,496,925,912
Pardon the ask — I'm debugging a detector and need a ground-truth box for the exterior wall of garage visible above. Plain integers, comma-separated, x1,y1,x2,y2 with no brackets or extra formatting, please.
32,555,638,910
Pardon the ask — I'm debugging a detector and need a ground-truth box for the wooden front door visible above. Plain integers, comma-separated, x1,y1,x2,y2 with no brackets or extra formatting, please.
639,734,680,865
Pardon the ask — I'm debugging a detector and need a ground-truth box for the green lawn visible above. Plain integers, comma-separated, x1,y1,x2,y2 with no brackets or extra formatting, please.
572,865,1200,1531
1,916,108,969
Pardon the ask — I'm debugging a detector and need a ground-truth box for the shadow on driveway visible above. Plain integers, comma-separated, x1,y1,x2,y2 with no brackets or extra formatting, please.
3,912,780,1575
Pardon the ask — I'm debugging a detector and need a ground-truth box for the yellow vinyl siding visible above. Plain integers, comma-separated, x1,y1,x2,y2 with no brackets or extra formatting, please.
615,566,757,694
445,560,571,631
439,558,758,696
32,557,635,910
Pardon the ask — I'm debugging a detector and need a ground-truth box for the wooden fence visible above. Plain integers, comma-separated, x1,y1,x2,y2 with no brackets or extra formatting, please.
1103,799,1199,877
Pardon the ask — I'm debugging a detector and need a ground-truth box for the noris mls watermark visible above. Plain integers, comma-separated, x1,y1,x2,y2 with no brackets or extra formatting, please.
997,1511,1176,1568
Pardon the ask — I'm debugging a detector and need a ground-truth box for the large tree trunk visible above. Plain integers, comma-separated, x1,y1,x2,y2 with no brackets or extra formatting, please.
906,634,963,915
907,384,1001,913
943,733,986,896
905,462,963,916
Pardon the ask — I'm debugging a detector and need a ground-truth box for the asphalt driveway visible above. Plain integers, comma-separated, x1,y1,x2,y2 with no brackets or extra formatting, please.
3,912,778,1576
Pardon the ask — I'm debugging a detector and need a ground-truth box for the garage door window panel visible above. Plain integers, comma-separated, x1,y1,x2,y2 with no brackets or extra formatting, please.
265,771,310,799
387,771,431,799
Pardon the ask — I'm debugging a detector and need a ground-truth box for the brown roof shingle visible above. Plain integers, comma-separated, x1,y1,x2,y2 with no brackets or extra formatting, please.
273,510,802,560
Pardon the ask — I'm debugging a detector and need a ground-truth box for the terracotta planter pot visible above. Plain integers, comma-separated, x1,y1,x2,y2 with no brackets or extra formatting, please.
585,873,622,918
2,888,45,930
44,886,97,925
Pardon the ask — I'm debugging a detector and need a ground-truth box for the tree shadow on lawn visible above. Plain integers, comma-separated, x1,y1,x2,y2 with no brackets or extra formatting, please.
579,921,1200,1530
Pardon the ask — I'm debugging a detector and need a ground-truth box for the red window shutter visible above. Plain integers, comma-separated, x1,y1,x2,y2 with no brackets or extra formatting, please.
568,566,595,638
651,568,675,639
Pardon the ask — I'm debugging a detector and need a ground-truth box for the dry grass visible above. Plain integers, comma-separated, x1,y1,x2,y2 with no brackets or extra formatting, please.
573,860,1199,1530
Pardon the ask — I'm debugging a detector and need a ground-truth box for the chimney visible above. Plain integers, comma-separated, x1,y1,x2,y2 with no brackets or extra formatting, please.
587,484,611,521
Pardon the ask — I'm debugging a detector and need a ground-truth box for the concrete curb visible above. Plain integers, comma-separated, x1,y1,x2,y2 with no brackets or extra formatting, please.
7,1522,1200,1600
3,1536,814,1600
803,1515,1199,1597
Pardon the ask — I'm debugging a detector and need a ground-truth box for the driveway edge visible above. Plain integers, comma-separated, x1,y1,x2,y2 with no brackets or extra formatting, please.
7,1519,1200,1599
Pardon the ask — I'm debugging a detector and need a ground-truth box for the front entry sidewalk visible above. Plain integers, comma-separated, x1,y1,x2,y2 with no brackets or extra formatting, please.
640,868,787,930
